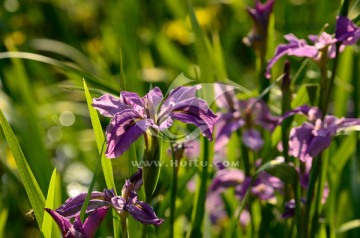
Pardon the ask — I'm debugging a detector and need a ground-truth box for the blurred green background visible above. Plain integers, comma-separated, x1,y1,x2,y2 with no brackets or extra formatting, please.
2,0,360,237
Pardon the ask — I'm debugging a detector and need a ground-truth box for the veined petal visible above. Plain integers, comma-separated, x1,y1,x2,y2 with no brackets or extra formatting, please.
56,191,111,218
266,34,318,78
307,131,332,158
105,109,152,158
44,208,73,237
143,87,163,121
159,85,200,117
81,207,109,238
92,94,128,117
336,16,360,45
120,91,145,115
125,198,164,226
335,117,360,133
209,168,245,192
168,97,218,141
288,123,314,162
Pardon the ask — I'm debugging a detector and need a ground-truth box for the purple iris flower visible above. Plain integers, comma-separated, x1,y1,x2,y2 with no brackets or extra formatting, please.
50,168,164,226
243,0,275,55
266,16,360,78
280,105,360,162
44,207,108,238
214,84,278,151
335,16,360,45
209,166,283,202
92,85,217,158
265,34,318,78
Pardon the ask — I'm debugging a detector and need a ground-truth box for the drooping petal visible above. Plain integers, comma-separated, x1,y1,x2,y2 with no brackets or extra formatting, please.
105,109,152,158
125,198,164,226
307,128,333,158
215,112,244,151
44,208,73,237
81,207,109,238
209,168,245,192
336,16,360,45
168,97,218,141
335,117,360,134
159,85,200,117
242,129,264,151
280,105,322,123
120,91,145,113
266,34,318,78
56,191,111,218
288,122,314,162
92,94,128,117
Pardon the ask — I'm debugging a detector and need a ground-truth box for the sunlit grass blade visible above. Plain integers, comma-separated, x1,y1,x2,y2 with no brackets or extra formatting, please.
41,169,61,238
0,109,45,228
334,47,353,117
83,79,121,238
0,52,118,94
83,79,116,191
186,0,214,82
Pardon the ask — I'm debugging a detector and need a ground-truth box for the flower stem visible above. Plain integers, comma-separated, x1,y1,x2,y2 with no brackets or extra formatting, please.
187,138,210,238
143,134,162,202
121,217,128,238
294,180,303,238
304,156,322,237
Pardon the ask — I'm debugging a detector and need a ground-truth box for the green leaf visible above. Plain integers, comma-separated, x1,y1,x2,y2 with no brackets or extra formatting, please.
186,0,214,82
255,158,299,184
42,169,61,238
83,79,120,238
334,47,353,117
0,109,45,228
337,219,360,234
83,79,116,191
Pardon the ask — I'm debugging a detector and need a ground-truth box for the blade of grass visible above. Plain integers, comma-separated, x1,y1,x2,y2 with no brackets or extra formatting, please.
186,0,214,83
41,169,61,238
0,52,118,94
0,109,45,228
83,79,121,238
187,137,212,238
83,79,116,191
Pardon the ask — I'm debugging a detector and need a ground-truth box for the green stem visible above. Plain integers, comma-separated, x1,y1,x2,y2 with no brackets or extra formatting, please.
143,134,162,202
304,156,322,237
121,217,128,238
294,181,303,238
80,140,106,221
310,151,328,237
169,143,178,238
187,138,210,238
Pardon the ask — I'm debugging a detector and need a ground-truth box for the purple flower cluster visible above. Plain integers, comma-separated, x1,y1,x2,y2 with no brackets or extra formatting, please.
214,84,278,152
93,85,217,158
280,105,360,163
45,169,163,237
266,16,360,78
